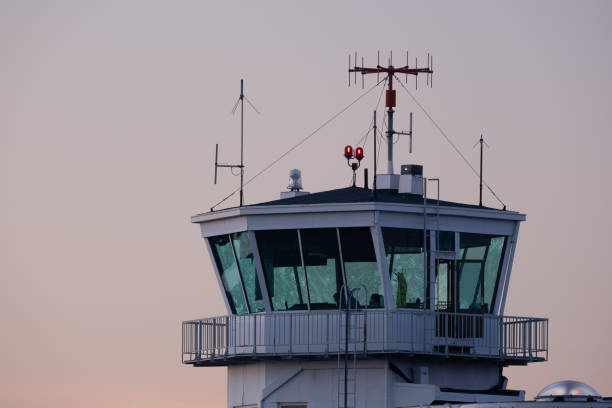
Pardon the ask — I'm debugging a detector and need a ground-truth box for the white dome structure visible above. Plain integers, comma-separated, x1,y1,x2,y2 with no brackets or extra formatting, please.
536,381,602,402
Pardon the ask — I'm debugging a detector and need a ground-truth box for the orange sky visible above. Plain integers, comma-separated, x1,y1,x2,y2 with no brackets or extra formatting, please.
2,1,612,407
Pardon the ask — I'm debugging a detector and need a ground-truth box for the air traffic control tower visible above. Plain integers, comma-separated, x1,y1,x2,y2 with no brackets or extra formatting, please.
182,58,548,408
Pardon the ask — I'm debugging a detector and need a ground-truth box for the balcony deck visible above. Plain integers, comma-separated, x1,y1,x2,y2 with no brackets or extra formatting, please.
182,310,547,366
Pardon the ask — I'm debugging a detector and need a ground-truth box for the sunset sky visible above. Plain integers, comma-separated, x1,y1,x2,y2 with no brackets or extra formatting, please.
2,1,612,407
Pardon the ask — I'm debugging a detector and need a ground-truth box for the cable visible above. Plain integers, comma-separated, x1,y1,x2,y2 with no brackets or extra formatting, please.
393,74,507,209
211,76,388,211
354,77,387,148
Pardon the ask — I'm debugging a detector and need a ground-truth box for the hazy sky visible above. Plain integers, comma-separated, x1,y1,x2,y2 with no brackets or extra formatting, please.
2,1,612,407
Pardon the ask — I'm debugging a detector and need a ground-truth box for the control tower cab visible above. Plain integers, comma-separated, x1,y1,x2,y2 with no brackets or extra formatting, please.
183,169,547,408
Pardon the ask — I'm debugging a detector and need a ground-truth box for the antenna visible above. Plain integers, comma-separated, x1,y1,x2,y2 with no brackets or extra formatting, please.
214,79,260,207
372,110,377,199
349,51,432,173
473,134,489,207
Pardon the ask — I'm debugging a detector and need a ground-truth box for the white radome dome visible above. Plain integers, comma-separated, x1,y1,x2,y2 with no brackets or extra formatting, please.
536,380,601,402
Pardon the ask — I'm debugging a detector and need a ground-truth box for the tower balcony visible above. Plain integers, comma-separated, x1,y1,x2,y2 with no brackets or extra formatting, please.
182,310,547,366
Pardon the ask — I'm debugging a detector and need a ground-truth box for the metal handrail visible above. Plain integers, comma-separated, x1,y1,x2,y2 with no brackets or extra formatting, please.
182,310,548,364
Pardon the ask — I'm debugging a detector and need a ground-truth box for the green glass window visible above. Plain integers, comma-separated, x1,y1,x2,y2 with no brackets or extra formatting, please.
458,261,483,310
209,235,248,315
256,230,308,311
231,232,265,313
339,227,384,308
484,236,506,312
300,228,344,310
382,227,426,309
458,233,507,313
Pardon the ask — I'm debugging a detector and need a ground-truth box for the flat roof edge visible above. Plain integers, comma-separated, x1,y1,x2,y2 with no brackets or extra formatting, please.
191,202,526,224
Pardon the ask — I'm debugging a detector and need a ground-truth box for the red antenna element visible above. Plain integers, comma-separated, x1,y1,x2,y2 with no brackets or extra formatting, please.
348,54,351,87
427,53,430,87
349,51,433,174
430,55,433,88
349,52,432,107
406,51,409,83
354,51,357,85
362,56,364,89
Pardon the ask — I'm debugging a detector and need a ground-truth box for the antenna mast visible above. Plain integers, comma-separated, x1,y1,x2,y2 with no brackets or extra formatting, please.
239,80,244,207
349,52,432,174
473,134,489,207
479,135,483,207
214,79,259,208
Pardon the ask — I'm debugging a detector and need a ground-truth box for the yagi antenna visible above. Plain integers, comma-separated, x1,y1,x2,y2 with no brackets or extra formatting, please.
214,79,260,208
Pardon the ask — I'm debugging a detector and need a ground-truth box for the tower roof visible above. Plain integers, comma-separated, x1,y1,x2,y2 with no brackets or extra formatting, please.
252,186,500,211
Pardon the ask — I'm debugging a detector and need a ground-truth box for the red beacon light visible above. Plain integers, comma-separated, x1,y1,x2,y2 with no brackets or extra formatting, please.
355,147,364,161
344,145,353,159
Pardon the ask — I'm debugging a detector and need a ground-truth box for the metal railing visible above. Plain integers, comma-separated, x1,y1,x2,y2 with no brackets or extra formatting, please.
182,310,547,364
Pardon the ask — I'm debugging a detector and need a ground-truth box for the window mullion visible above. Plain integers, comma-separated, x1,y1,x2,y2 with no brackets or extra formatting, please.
336,228,348,302
296,229,311,311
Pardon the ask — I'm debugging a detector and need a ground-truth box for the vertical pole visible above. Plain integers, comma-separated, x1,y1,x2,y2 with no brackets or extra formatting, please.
386,74,394,175
479,135,483,207
387,108,394,174
373,110,377,198
344,305,349,408
240,79,244,207
423,179,427,309
409,112,413,153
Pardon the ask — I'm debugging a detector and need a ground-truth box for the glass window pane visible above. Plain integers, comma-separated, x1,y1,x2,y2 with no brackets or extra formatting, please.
339,228,384,308
460,233,507,313
458,261,483,311
256,230,308,311
460,233,489,260
300,228,343,310
209,234,248,315
483,236,506,312
231,232,265,313
382,227,426,309
435,262,449,309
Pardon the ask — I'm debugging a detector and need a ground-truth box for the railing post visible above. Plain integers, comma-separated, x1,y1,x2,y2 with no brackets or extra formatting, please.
196,321,201,362
528,319,533,360
253,314,257,356
212,319,216,360
363,311,367,354
325,313,329,355
225,316,230,358
289,313,293,354
499,316,504,360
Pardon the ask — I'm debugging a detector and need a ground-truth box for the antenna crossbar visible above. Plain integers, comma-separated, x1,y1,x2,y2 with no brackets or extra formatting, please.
349,52,432,174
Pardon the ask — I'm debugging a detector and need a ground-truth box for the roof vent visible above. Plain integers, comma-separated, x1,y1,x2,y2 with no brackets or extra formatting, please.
535,381,602,402
398,164,424,195
280,169,309,199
